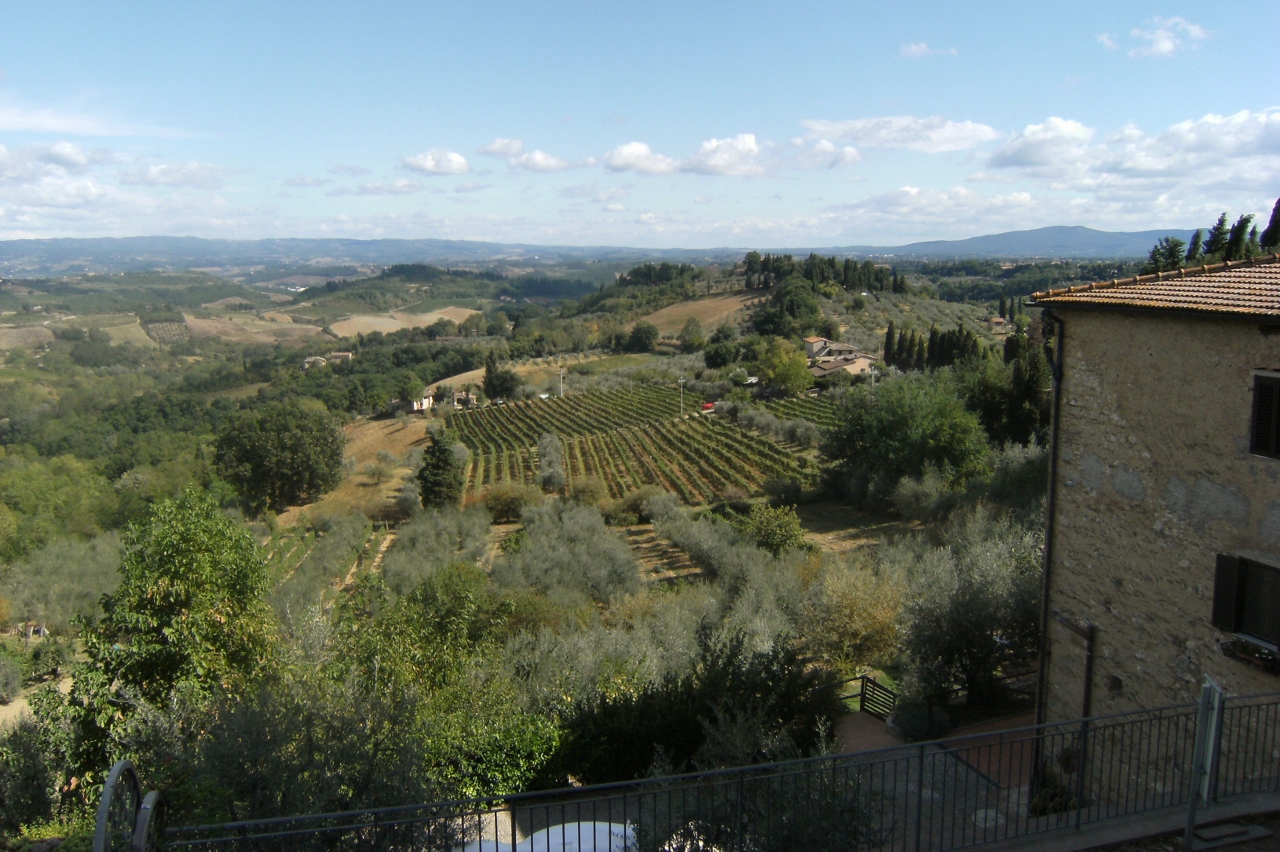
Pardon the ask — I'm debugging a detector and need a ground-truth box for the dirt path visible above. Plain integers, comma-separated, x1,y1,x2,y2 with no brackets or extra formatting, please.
626,526,702,582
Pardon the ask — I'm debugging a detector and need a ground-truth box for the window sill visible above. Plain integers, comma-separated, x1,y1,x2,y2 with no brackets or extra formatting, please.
1222,638,1280,674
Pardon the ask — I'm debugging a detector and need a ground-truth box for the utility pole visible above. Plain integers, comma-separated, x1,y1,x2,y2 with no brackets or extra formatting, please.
678,377,685,416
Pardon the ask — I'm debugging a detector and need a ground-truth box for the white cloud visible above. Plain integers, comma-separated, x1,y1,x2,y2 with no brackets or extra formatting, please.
1128,16,1208,58
603,142,680,175
118,161,223,189
0,101,175,137
796,139,861,169
605,203,625,212
603,135,768,177
478,138,524,158
401,149,470,175
328,179,424,196
559,184,627,203
682,134,767,176
989,117,1095,168
284,175,331,187
801,116,999,153
900,42,957,59
510,149,573,172
1096,32,1118,50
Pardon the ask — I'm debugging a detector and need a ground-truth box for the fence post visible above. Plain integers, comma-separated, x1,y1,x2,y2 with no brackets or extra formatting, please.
734,771,744,852
1073,717,1090,830
1184,675,1224,851
914,743,925,852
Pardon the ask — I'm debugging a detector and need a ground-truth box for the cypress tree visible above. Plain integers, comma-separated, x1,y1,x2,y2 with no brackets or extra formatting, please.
1204,213,1231,259
1261,198,1280,251
998,294,1007,319
896,331,912,367
914,338,927,372
927,325,939,368
1225,214,1255,261
1185,229,1204,263
883,321,896,365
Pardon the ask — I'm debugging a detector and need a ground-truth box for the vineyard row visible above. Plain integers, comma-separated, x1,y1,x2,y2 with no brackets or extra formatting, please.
463,416,806,505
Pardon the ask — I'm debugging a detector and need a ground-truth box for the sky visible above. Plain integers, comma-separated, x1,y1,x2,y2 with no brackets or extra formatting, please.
0,1,1277,248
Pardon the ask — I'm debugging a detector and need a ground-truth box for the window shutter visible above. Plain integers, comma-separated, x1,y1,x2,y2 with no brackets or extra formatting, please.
1253,377,1279,456
1212,554,1241,632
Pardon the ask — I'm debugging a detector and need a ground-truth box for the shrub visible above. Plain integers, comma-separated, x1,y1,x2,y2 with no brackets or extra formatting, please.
741,503,808,556
824,372,989,507
0,655,21,704
382,507,491,595
537,433,566,494
0,718,54,832
485,482,542,523
799,561,902,677
492,502,639,605
569,476,609,509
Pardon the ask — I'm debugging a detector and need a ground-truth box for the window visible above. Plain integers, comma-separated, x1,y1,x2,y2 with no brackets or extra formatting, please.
1251,374,1280,458
1214,554,1280,648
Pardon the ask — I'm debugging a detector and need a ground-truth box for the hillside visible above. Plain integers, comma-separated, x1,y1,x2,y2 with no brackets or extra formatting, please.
0,225,1198,277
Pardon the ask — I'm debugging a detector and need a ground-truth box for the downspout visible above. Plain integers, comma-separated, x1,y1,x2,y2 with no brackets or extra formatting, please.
1035,307,1067,726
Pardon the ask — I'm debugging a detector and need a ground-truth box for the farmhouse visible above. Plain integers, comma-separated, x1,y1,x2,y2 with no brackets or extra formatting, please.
1031,253,1280,724
387,392,434,414
802,336,860,360
809,355,874,379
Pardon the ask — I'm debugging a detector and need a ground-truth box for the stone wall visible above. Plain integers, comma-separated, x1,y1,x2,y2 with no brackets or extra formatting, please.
1043,308,1280,723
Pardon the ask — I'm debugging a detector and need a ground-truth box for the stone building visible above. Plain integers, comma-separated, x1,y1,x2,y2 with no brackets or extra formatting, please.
1031,254,1280,724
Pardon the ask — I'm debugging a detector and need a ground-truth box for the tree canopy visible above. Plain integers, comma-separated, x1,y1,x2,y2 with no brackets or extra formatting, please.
214,398,346,514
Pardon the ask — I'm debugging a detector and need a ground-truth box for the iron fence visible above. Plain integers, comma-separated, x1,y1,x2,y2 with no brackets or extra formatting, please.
95,689,1280,852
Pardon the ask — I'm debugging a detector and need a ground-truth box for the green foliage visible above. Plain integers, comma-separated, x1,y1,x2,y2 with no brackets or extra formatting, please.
825,373,990,506
626,321,660,353
92,490,273,703
417,429,466,510
381,507,491,594
0,655,21,704
740,503,808,556
214,398,345,514
492,502,639,606
0,449,115,561
677,317,705,352
1142,236,1187,274
537,432,566,493
883,508,1042,705
270,514,370,619
2,534,122,632
484,482,542,523
34,490,273,794
481,350,522,400
1261,198,1280,251
556,634,843,783
753,338,813,397
0,719,54,833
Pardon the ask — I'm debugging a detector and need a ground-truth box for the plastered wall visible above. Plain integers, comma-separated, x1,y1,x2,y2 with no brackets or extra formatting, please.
1042,309,1280,723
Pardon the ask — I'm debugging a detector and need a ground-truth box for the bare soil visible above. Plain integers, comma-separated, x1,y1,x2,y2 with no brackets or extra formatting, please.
185,314,328,345
635,292,761,336
795,501,923,555
0,326,54,350
328,307,479,338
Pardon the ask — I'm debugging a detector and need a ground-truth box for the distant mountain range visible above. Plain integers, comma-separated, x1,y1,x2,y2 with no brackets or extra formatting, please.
0,226,1191,277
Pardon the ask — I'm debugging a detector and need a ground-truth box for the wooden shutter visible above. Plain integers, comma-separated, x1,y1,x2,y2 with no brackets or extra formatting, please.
1253,377,1280,457
1212,554,1241,632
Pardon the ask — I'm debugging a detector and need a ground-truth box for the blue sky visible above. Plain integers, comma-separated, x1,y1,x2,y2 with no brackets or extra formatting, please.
0,1,1277,247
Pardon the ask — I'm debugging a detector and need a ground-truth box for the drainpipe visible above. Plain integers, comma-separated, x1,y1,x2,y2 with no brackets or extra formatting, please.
1035,308,1067,727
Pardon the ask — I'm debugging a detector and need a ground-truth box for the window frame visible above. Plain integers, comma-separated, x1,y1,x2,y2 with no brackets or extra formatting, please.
1250,371,1280,459
1214,553,1280,652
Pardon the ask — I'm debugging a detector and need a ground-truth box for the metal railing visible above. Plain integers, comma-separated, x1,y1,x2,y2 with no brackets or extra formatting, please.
95,688,1280,851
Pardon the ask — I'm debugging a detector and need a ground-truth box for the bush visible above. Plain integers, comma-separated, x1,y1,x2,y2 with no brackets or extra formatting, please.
603,485,670,525
0,655,21,704
799,561,901,677
0,718,54,832
485,483,542,524
883,507,1042,704
492,502,639,605
556,635,844,783
569,476,609,509
382,508,491,595
824,372,989,507
740,503,808,556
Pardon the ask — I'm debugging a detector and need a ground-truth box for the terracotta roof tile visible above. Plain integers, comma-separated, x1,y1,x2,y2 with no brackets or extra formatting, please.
1031,253,1280,316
